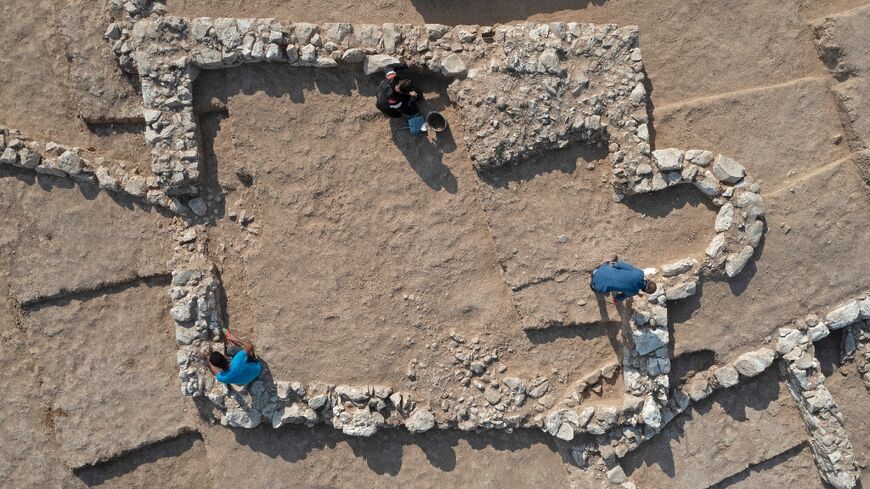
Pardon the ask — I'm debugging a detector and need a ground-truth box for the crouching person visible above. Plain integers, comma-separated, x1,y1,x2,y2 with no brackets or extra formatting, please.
207,330,262,386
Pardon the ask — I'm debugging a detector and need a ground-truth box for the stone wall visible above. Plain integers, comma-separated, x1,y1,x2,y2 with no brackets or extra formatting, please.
0,125,187,213
108,10,652,196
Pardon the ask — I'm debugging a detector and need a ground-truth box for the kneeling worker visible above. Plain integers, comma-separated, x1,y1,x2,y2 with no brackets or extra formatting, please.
591,255,656,303
376,62,424,118
207,330,262,386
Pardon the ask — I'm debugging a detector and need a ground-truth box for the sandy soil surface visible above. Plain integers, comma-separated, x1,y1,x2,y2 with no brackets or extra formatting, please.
200,423,570,488
0,0,868,488
621,368,808,488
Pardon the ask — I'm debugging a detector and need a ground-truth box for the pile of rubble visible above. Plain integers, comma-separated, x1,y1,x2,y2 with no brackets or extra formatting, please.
0,126,189,213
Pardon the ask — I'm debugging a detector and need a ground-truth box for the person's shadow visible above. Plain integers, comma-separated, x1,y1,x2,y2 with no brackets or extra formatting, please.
389,117,458,193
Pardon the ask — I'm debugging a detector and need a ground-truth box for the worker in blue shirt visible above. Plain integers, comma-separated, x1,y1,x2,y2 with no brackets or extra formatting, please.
207,330,262,386
591,255,657,303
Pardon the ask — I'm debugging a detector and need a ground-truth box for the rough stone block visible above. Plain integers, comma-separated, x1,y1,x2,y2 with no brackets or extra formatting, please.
363,54,400,75
733,348,776,378
826,300,860,329
653,148,684,171
712,154,746,183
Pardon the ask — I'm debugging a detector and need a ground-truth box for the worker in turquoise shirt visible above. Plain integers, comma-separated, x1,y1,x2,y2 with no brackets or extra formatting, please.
591,255,657,303
207,330,262,385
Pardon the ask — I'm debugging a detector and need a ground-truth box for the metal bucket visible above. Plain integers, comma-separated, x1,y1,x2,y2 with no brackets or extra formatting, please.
426,111,448,132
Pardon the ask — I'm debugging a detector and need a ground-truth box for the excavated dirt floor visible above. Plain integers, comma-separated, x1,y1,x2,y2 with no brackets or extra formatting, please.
0,1,868,488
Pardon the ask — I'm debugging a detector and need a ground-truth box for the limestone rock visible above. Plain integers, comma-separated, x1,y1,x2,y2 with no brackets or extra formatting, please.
661,258,696,277
807,323,830,342
577,407,595,427
527,379,549,398
405,408,435,433
425,23,450,40
745,220,764,247
640,397,662,429
0,147,17,165
170,297,196,323
712,154,745,183
713,365,739,388
693,172,722,196
19,148,41,169
502,377,525,392
665,281,696,301
685,377,711,402
57,150,84,175
276,381,292,400
335,385,370,403
555,423,574,441
440,53,468,77
706,233,727,259
776,328,806,355
484,387,502,405
734,191,765,218
188,197,207,217
293,22,319,44
686,149,714,166
826,300,860,329
298,44,318,65
272,403,318,428
363,54,400,75
175,324,200,345
607,465,627,484
725,246,755,278
858,297,870,319
715,203,734,232
124,175,148,197
652,148,683,171
338,408,384,437
629,82,646,105
224,407,261,428
308,394,328,410
733,348,775,377
95,166,120,191
341,48,366,63
633,327,668,355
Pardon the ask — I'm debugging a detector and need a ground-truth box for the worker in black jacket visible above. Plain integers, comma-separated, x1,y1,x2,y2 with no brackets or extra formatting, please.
376,63,424,118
